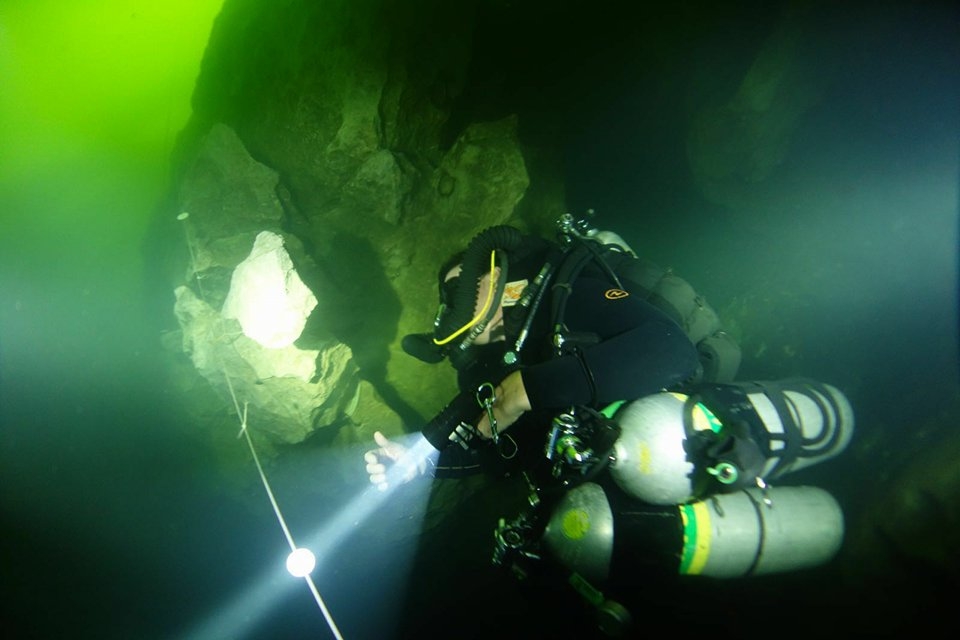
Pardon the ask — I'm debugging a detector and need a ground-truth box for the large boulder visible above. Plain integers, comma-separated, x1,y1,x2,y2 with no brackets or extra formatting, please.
169,124,361,444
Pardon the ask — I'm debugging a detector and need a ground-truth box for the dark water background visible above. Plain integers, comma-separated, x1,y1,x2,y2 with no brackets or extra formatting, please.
2,2,958,638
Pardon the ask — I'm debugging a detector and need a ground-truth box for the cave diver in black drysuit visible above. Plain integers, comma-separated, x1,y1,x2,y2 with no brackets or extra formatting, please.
365,211,854,636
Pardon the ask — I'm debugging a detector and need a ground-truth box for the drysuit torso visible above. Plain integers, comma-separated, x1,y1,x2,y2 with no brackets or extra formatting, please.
434,265,701,479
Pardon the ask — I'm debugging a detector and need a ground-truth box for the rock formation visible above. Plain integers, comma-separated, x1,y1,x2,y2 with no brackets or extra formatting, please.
159,1,566,450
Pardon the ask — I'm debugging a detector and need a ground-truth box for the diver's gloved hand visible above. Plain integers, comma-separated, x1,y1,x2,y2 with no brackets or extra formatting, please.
363,431,427,491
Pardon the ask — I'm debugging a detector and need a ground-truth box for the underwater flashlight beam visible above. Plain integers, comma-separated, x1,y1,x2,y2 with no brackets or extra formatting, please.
302,433,438,564
179,435,437,640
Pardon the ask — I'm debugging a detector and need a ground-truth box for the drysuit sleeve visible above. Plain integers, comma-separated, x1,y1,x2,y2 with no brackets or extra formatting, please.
521,276,700,409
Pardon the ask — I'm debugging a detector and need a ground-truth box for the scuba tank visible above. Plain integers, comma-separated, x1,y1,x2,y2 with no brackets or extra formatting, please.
496,378,853,575
495,377,853,583
609,378,855,505
541,481,845,584
494,381,851,633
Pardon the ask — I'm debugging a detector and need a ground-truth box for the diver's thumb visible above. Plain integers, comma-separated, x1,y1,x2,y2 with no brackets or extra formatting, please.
373,430,390,447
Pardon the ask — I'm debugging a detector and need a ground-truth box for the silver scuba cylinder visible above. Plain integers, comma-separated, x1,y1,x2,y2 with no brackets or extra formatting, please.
608,378,855,506
542,482,615,585
541,482,844,585
678,485,845,578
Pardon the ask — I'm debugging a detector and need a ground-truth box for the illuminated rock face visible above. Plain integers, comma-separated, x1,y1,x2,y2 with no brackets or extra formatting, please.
222,231,317,349
171,125,359,444
174,282,355,444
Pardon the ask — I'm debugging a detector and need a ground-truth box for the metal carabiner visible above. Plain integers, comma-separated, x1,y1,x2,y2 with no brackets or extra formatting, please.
476,382,499,444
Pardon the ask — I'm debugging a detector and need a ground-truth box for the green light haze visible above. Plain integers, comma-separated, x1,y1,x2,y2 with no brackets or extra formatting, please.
0,0,224,376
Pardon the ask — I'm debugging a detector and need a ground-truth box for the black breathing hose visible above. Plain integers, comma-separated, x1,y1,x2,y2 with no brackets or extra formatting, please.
435,225,524,346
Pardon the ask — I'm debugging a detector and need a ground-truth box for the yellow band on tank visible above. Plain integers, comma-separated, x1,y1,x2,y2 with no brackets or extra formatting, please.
679,501,712,575
694,402,724,433
670,392,723,433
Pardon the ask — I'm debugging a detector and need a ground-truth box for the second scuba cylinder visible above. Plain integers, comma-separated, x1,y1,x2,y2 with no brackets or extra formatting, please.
678,485,844,578
609,378,854,505
541,482,844,586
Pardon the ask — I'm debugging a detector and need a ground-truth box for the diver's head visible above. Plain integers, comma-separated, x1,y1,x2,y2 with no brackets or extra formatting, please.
440,262,507,347
399,252,503,365
402,225,550,366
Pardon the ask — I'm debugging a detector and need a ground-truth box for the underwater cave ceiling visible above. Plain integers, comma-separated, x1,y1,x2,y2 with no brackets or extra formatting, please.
162,0,827,446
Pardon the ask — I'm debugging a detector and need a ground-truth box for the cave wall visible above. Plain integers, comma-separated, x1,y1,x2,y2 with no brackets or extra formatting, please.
161,0,572,444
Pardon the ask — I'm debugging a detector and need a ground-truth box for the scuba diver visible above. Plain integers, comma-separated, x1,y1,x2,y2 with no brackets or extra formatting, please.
364,212,853,636
366,214,703,483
